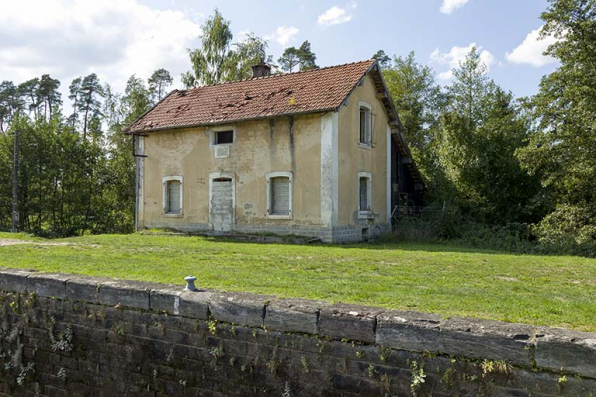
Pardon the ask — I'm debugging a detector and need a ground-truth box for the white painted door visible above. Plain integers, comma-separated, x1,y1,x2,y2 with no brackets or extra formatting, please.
210,178,234,232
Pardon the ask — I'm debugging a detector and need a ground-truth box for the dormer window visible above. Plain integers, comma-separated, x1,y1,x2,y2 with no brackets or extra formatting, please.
358,101,371,147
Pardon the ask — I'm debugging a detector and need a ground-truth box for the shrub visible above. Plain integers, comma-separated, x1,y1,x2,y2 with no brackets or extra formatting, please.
533,204,596,257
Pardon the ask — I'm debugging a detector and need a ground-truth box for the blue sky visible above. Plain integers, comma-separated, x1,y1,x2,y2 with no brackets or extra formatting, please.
1,0,558,100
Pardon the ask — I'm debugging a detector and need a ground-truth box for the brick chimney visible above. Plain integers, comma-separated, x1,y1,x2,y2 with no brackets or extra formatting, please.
252,59,271,78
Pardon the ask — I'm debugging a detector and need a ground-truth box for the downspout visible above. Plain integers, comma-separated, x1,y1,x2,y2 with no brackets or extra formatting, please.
133,133,139,231
132,132,148,231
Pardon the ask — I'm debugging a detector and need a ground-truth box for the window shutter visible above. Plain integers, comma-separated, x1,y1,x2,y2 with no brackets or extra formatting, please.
271,177,290,215
168,181,181,214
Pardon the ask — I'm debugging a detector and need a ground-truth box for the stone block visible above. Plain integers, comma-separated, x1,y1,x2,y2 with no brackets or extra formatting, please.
319,303,383,343
150,286,212,319
377,313,534,367
209,292,271,327
27,272,71,299
375,310,442,351
265,298,325,334
0,268,33,292
98,280,154,309
439,317,535,367
534,327,596,378
66,277,104,303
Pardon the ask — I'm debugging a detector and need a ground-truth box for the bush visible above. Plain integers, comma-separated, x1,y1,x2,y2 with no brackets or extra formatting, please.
533,204,596,257
389,202,537,254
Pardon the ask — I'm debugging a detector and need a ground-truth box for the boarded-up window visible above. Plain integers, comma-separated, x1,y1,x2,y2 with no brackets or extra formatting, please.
359,106,370,145
166,180,181,214
359,177,369,211
271,177,290,216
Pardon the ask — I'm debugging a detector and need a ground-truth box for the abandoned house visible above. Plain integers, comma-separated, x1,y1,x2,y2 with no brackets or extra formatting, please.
124,59,423,243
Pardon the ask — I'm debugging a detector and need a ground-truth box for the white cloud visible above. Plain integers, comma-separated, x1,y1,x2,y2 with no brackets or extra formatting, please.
265,26,300,46
440,0,470,14
317,5,353,26
506,26,558,67
0,0,201,103
430,43,496,80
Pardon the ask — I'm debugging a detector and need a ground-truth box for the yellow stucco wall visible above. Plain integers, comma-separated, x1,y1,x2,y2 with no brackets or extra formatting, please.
337,74,390,226
141,114,322,229
140,72,391,239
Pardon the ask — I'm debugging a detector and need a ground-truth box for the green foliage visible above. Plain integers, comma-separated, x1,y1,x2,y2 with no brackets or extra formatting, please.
0,65,167,236
517,0,596,254
372,50,392,69
436,48,543,224
410,361,426,396
148,68,173,103
278,40,318,72
182,9,270,87
533,204,596,257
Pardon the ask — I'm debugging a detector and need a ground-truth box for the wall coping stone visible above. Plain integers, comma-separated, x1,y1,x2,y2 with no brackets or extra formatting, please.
535,326,596,378
1,268,596,380
265,298,326,335
319,303,384,343
209,291,273,328
27,272,71,299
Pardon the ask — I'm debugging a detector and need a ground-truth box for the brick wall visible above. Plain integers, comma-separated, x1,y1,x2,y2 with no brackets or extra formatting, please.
0,268,595,396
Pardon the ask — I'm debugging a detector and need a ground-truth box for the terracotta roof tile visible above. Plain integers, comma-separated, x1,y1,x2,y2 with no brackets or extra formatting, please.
125,59,376,133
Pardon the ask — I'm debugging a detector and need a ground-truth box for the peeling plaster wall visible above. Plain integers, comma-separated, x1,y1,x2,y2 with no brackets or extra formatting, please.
140,75,394,242
141,114,322,231
337,74,391,234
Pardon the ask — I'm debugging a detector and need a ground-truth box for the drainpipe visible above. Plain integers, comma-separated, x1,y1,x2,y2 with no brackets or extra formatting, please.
133,133,139,231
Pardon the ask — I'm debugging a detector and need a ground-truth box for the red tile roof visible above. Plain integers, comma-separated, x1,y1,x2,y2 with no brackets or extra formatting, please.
124,59,377,133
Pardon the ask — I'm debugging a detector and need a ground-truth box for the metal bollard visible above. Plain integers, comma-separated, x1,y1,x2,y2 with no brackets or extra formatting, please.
184,275,197,291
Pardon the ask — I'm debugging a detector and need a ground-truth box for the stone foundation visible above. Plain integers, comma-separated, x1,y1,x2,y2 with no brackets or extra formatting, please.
143,222,392,243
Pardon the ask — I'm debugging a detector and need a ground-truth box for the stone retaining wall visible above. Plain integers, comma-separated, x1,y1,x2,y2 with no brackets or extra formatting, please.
0,268,594,396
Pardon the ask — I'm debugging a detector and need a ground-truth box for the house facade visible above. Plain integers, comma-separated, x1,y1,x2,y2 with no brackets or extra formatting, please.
125,60,423,243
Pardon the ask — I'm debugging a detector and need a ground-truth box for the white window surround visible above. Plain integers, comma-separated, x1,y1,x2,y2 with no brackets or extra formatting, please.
358,101,372,149
358,172,373,219
162,176,183,217
266,171,293,219
209,125,237,147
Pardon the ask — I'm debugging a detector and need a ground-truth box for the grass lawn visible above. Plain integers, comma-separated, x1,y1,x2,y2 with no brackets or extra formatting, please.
0,232,595,332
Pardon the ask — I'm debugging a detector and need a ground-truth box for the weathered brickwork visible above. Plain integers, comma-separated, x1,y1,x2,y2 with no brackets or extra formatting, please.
0,269,595,396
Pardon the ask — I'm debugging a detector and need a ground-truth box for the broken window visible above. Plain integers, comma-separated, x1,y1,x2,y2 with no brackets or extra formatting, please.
214,130,234,145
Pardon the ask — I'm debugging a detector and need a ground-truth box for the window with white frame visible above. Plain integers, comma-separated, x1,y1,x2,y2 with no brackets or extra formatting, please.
163,176,183,216
266,172,293,218
358,101,372,147
358,172,372,218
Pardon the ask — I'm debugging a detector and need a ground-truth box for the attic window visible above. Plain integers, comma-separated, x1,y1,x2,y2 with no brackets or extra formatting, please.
215,130,234,145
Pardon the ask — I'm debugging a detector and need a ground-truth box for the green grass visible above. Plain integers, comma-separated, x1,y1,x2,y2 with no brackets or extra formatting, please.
1,232,595,331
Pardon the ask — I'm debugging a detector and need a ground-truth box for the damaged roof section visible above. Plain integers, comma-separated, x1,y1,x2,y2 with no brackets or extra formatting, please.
124,60,377,134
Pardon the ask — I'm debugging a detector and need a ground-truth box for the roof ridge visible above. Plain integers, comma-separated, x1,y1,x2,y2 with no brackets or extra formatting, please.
183,59,376,91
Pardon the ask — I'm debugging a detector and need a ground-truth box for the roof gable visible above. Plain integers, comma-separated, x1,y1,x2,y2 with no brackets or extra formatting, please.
124,59,377,134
